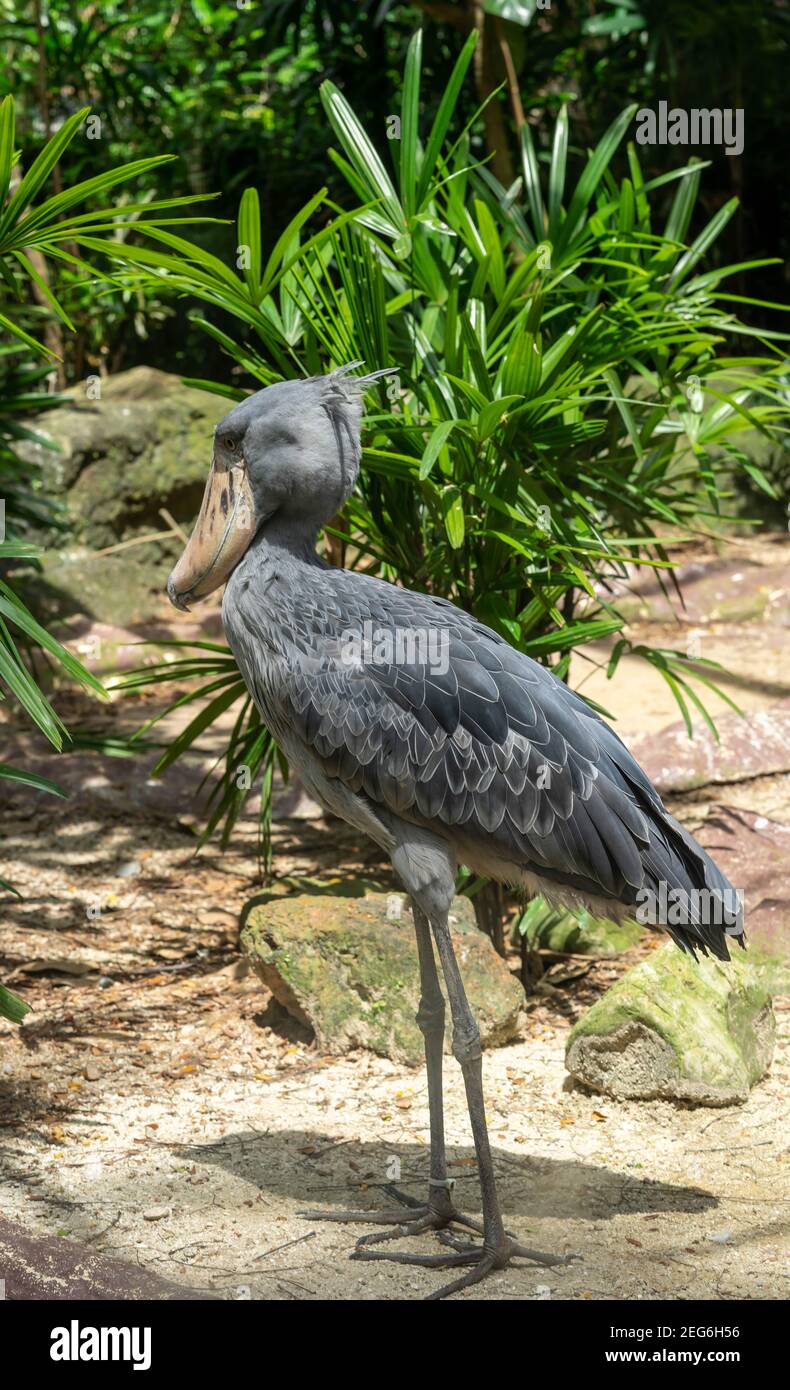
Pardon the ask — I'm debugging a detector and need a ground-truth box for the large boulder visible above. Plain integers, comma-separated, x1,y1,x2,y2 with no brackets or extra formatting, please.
694,805,790,992
625,700,790,796
18,367,227,624
565,941,775,1106
0,1218,216,1300
241,891,524,1064
24,366,227,547
584,538,790,625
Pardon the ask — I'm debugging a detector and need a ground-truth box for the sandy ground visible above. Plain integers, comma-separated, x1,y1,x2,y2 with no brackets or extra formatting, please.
1,533,789,1301
1,790,788,1302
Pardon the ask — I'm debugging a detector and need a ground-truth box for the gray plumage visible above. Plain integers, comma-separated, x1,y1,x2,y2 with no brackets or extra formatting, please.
223,537,741,960
169,363,745,1298
206,363,743,963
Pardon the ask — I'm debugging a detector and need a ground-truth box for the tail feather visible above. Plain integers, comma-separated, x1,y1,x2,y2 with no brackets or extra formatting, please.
640,810,745,961
568,701,744,961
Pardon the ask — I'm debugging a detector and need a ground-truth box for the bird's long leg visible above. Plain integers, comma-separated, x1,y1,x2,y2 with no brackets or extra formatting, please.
299,904,481,1240
431,909,506,1254
352,904,486,1248
411,903,452,1220
353,907,577,1299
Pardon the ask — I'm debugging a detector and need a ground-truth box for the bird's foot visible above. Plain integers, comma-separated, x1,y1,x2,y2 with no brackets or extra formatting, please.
298,1181,485,1242
351,1227,580,1301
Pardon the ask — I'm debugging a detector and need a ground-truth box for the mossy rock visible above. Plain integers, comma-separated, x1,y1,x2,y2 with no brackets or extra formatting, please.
21,366,226,550
747,946,790,996
241,892,524,1064
16,367,227,625
566,942,775,1106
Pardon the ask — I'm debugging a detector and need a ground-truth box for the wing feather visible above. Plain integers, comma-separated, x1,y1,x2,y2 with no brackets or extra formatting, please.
229,563,741,955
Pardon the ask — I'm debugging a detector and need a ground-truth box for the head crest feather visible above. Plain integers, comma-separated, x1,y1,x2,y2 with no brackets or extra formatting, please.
316,362,395,499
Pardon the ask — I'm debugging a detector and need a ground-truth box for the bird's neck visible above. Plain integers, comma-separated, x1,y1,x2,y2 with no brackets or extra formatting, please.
236,513,328,585
255,512,326,566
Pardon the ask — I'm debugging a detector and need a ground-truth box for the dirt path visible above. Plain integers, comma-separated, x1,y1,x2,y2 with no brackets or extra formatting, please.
1,985,788,1301
1,789,787,1301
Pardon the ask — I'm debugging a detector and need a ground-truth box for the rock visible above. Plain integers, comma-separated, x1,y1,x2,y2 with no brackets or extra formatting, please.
694,805,790,992
23,367,227,547
565,942,775,1106
17,366,227,625
241,892,524,1064
588,538,790,625
0,1217,215,1300
625,699,790,796
14,957,95,977
33,548,175,627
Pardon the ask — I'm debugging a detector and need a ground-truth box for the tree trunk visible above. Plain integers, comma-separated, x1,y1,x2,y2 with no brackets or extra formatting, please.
473,878,506,956
519,926,544,991
472,4,516,189
416,1,517,189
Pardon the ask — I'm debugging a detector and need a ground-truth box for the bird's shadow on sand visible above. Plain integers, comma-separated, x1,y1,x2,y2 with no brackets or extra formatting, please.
177,1127,718,1223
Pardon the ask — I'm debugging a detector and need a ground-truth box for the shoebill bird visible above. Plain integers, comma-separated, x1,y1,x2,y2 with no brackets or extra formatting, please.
167,364,744,1300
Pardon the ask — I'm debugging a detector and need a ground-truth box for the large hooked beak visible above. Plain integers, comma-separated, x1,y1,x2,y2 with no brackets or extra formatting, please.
167,454,257,611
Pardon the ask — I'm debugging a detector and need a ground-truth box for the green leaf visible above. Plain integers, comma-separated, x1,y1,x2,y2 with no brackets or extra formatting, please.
237,187,262,301
0,94,15,209
603,368,643,459
502,329,542,398
548,103,569,232
523,617,624,657
420,420,459,479
16,156,178,241
320,80,403,233
0,308,57,359
663,160,702,247
740,460,777,498
482,1,537,24
667,198,739,289
0,106,89,240
555,105,637,256
0,635,65,746
0,984,30,1024
474,198,506,298
0,589,106,701
478,395,522,439
519,122,544,241
441,486,465,548
0,762,67,797
151,683,246,775
400,30,422,219
417,31,478,210
261,187,327,293
12,251,75,330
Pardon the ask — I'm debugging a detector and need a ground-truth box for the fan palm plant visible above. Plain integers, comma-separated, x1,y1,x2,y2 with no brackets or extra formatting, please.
0,95,218,1020
97,34,786,916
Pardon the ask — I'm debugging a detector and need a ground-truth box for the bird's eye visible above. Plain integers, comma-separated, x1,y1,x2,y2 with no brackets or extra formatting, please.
222,433,240,452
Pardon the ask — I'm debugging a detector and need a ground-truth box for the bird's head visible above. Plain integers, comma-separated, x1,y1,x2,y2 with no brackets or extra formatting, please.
167,362,388,610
